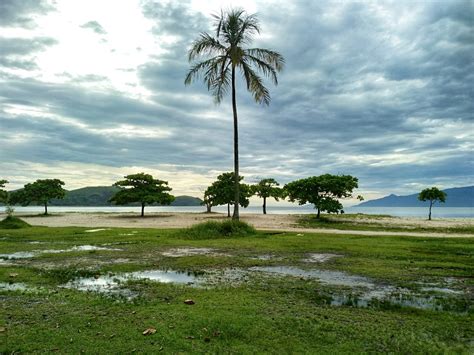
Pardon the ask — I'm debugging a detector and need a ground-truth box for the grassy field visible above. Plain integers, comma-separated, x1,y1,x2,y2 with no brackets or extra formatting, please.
298,213,474,234
1,223,473,353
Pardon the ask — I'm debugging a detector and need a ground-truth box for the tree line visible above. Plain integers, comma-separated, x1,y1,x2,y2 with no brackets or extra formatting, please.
0,173,362,218
0,176,447,219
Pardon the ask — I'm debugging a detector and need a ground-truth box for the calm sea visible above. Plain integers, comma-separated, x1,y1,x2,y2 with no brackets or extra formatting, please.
5,205,474,218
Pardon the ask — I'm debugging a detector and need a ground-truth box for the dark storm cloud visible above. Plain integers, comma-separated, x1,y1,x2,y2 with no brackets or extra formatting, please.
0,0,53,28
80,21,107,35
0,0,472,195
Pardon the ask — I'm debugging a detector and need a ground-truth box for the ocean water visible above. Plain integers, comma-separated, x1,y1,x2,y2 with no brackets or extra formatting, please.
4,205,473,218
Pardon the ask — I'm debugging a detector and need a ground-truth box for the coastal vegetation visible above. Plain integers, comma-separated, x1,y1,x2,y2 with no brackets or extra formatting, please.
419,187,447,221
1,225,472,353
8,179,66,215
285,174,360,218
109,173,174,217
185,9,284,220
0,179,8,203
203,172,252,217
252,178,283,214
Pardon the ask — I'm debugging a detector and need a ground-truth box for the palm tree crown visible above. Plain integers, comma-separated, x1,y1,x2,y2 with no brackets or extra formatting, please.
185,9,284,104
185,8,284,219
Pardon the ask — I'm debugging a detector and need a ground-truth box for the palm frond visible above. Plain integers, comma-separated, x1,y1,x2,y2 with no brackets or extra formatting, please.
245,48,285,71
184,57,220,85
188,33,225,61
244,53,279,85
240,59,270,105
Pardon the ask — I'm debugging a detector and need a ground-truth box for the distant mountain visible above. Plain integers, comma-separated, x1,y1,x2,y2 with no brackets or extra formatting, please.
355,186,474,208
48,186,202,206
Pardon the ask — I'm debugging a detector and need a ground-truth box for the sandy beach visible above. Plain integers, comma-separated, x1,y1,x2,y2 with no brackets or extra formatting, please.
5,212,473,238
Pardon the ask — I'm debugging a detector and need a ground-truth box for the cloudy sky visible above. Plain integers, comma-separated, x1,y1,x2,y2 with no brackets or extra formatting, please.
0,0,472,204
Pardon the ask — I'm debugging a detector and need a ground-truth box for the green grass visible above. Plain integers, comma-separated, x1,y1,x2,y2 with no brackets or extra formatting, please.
183,220,257,239
0,215,31,229
1,225,473,353
298,214,474,234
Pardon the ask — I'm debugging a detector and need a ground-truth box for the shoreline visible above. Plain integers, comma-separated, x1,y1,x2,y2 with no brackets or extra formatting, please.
2,211,473,238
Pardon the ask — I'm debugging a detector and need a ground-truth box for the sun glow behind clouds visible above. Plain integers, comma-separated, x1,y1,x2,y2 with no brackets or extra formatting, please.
26,0,161,98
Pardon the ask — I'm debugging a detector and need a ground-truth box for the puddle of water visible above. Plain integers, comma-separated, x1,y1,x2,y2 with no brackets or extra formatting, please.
84,229,109,233
0,282,30,291
303,253,341,263
63,269,199,298
0,251,36,259
161,248,229,258
250,266,375,288
0,245,121,260
420,287,463,295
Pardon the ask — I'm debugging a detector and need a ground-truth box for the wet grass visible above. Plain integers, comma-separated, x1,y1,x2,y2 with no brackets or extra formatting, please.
1,225,473,353
298,214,474,234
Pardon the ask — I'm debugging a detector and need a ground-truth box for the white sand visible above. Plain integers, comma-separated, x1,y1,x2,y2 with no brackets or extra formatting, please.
4,212,473,238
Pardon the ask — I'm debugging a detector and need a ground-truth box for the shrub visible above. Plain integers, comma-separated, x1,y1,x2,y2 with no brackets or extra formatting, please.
182,220,257,239
0,215,31,229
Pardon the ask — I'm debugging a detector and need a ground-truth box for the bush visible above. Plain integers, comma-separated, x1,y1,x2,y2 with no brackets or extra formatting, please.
0,215,31,229
183,220,257,239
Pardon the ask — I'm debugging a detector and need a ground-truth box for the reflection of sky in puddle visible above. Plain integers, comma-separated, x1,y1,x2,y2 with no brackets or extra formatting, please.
250,266,375,288
0,245,121,260
63,269,198,299
0,282,29,291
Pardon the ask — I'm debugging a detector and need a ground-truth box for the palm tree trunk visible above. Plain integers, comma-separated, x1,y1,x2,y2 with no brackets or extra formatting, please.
231,65,240,220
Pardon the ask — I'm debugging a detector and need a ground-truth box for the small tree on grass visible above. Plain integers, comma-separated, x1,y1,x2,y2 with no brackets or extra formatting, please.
0,179,8,204
284,174,359,218
110,173,175,217
418,187,447,220
252,178,282,214
209,172,251,217
9,179,66,215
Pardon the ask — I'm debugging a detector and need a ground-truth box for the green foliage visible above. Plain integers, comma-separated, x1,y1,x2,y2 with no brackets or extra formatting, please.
418,187,447,204
418,187,447,220
204,173,252,214
252,178,282,200
185,8,284,105
183,220,257,239
285,174,359,218
0,179,8,203
0,215,31,229
109,173,175,216
252,178,282,214
9,179,66,214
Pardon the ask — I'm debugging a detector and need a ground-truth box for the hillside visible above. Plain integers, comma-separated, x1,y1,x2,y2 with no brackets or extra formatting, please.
355,186,474,208
49,186,202,206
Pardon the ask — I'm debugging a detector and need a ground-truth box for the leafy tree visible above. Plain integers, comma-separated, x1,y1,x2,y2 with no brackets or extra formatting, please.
9,179,66,215
284,174,359,218
110,173,174,217
208,172,251,217
252,178,282,214
418,187,447,220
0,179,8,203
185,9,284,220
202,185,218,213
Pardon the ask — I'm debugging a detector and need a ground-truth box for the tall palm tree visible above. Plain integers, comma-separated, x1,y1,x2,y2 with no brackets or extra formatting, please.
185,8,284,220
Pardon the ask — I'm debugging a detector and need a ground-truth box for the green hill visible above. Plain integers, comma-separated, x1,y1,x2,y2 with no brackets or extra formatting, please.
48,186,202,206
